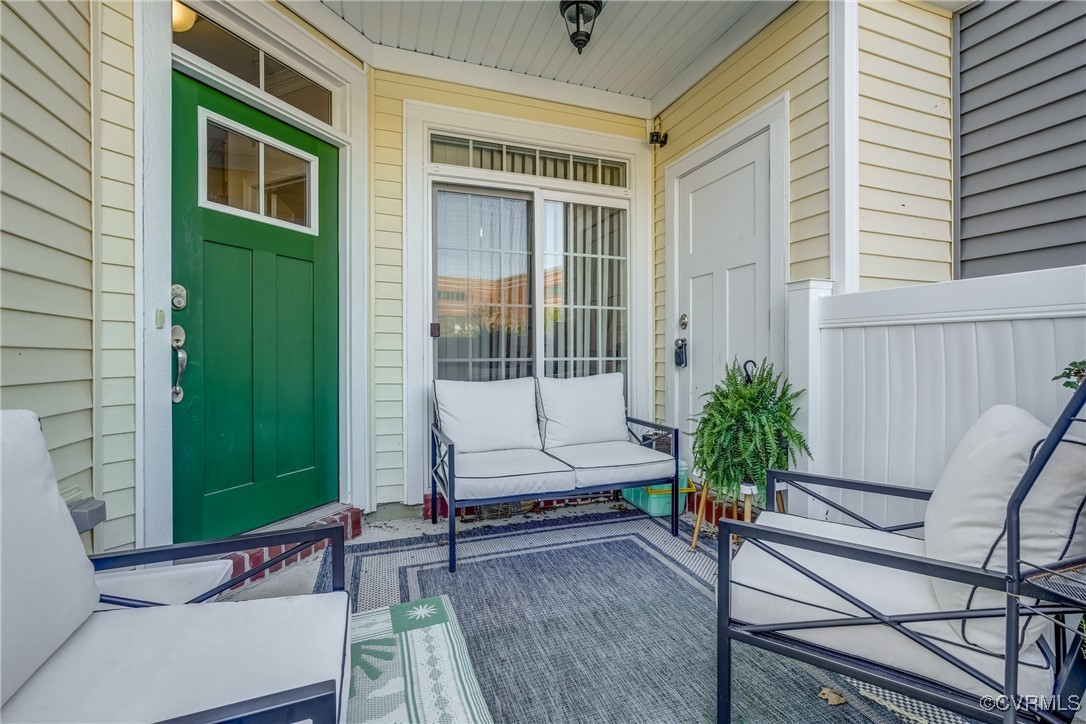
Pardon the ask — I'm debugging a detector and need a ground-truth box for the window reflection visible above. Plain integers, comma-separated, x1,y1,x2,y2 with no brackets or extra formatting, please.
264,145,309,227
206,122,259,214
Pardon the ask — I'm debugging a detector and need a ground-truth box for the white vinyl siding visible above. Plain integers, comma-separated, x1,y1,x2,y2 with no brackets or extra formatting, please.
857,0,954,291
653,0,830,422
1,0,95,514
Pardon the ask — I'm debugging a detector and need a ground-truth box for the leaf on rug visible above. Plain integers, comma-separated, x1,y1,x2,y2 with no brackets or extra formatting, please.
819,687,848,706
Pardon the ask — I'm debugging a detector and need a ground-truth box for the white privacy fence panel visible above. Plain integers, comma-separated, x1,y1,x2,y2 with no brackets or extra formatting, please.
789,266,1086,528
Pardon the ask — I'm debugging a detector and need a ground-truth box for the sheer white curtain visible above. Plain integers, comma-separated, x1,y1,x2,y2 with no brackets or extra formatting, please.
435,188,531,381
434,189,627,384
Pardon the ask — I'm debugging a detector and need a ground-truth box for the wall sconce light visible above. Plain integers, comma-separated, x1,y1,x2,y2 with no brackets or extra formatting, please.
560,1,603,55
649,131,668,148
172,1,197,33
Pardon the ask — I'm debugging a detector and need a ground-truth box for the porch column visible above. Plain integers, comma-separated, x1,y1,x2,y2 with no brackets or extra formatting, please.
786,279,834,518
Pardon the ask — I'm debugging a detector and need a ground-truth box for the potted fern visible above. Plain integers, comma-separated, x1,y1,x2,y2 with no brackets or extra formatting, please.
691,358,811,510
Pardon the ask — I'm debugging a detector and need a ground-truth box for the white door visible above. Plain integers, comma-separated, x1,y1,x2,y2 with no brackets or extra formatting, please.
674,130,771,462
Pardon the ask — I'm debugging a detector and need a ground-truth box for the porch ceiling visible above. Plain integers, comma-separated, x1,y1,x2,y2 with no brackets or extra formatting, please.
317,1,790,105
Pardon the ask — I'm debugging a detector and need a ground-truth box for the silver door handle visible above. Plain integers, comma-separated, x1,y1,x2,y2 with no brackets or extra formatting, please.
171,324,186,403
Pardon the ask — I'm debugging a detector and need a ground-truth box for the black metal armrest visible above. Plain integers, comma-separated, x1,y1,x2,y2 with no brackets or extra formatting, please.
719,518,1021,594
767,469,933,501
431,422,454,450
626,416,676,435
156,679,337,724
89,524,346,595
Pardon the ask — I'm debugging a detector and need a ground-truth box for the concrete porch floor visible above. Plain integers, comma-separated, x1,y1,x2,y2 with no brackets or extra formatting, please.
222,500,715,601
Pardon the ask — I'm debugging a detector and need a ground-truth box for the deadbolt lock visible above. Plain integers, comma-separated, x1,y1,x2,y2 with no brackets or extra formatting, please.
171,284,187,310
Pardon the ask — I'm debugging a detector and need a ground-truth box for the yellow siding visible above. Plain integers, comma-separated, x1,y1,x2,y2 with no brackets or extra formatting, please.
858,0,953,291
95,0,137,551
652,1,830,421
1,0,136,551
371,69,643,503
1,1,95,518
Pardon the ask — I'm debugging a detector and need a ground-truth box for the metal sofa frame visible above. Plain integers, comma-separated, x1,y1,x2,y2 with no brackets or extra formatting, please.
88,524,346,724
717,383,1086,724
431,417,680,572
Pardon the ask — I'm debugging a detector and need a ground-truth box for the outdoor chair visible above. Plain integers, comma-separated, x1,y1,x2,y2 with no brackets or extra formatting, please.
717,383,1086,724
0,409,349,723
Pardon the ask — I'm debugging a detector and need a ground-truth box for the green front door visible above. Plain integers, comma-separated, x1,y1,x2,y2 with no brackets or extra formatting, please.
171,72,338,542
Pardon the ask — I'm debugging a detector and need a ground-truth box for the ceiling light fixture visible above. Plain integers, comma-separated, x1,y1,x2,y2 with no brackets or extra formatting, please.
559,1,603,55
172,1,197,33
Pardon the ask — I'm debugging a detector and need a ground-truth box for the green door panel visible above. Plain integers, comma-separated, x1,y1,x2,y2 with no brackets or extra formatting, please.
172,72,339,542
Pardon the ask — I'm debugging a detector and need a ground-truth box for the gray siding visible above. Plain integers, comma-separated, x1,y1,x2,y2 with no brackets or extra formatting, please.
955,0,1086,278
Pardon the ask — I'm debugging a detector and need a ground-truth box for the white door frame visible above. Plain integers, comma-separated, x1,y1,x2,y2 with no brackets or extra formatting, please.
403,102,653,505
664,93,790,429
136,1,368,546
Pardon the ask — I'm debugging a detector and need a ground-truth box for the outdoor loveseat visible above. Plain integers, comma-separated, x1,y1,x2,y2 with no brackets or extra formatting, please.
717,384,1086,723
430,373,679,571
0,409,350,723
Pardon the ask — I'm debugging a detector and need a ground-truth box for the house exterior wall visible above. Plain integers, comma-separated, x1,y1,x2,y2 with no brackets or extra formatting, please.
652,0,830,422
94,1,138,552
1,0,95,517
0,0,137,551
370,69,644,504
858,0,953,291
956,0,1086,278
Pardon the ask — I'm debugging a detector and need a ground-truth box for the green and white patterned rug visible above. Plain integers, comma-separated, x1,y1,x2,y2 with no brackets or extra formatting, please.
346,594,492,723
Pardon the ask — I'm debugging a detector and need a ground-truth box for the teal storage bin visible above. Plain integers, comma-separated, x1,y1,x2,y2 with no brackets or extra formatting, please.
622,461,692,516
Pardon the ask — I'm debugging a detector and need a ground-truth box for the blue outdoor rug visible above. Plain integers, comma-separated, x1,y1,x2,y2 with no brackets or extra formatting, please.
320,509,972,724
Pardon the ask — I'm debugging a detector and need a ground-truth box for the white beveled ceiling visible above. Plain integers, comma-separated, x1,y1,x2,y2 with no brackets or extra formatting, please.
312,1,792,113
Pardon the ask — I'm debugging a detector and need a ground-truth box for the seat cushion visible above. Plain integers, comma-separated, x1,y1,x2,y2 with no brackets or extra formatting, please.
730,512,1053,699
924,404,1086,654
1,410,100,705
546,441,676,488
452,449,576,500
94,559,234,610
537,373,628,448
1,592,349,723
434,377,542,454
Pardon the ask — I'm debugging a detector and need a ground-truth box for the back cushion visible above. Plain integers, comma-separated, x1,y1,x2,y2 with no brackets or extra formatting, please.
924,404,1086,654
537,373,629,449
1,410,100,704
433,378,542,453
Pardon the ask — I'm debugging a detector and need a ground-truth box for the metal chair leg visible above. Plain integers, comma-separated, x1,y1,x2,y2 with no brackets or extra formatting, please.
718,531,733,723
448,496,456,573
430,477,438,524
671,476,679,536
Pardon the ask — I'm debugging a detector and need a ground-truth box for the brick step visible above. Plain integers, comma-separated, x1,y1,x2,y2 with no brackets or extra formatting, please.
422,492,622,521
222,507,363,591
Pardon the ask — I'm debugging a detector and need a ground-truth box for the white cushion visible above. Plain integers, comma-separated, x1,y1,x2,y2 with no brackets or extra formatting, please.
94,559,234,610
451,449,575,500
924,405,1086,654
537,373,628,448
731,513,1054,699
1,410,100,705
1,592,349,723
546,441,676,488
434,378,542,453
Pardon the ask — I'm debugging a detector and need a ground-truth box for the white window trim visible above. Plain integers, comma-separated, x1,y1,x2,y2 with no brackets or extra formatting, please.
403,101,652,505
663,93,791,431
197,108,320,235
137,0,369,546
